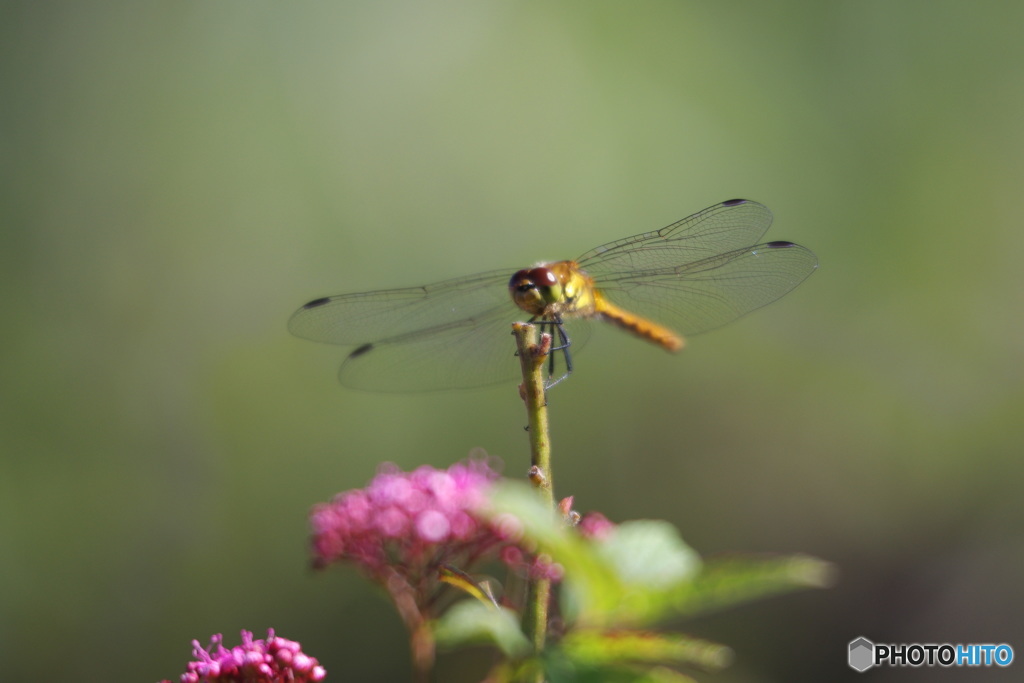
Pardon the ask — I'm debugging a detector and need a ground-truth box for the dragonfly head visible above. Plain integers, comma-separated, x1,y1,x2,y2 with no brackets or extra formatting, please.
509,266,564,315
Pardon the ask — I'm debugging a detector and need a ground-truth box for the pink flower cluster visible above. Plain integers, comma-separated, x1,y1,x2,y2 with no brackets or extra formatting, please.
161,629,325,683
309,458,620,607
310,459,508,585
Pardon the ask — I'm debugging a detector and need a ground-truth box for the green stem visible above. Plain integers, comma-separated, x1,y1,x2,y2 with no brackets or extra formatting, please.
383,568,435,683
512,323,554,680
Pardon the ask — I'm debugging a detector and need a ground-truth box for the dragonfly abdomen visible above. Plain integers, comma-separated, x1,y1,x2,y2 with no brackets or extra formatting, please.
593,293,685,352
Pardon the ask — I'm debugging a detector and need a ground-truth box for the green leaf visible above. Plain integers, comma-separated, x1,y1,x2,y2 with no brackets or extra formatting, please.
438,564,500,606
669,554,836,617
561,629,732,671
432,600,531,658
544,649,702,683
634,668,701,683
598,520,701,589
485,483,704,627
484,480,565,544
564,521,700,627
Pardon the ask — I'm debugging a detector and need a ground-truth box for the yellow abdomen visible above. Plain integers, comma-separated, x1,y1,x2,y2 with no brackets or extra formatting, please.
592,291,685,352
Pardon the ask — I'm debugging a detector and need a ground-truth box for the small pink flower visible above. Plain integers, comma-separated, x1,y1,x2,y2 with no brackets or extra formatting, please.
416,509,451,542
161,629,325,683
578,511,615,540
499,545,524,567
376,506,409,537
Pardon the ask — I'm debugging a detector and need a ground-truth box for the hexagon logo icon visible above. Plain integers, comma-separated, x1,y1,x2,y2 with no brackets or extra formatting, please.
849,636,875,672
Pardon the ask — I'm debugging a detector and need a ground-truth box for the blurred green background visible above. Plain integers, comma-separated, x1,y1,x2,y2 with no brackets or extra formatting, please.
3,2,1022,681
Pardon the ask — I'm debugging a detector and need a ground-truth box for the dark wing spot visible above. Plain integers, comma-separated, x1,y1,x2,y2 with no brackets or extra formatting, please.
302,297,331,309
765,240,796,248
722,198,748,206
349,343,374,358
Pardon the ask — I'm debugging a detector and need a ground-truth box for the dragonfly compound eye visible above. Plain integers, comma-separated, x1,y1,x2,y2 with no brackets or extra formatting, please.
528,267,564,305
509,269,533,293
527,267,559,288
509,266,564,314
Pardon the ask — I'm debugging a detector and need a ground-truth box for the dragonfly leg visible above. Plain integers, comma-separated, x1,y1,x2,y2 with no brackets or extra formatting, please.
548,333,557,376
558,323,573,374
547,323,574,388
534,317,573,389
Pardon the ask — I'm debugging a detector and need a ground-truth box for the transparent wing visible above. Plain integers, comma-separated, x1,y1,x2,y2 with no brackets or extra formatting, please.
339,314,592,392
591,241,818,336
577,199,774,272
289,268,592,392
288,269,515,344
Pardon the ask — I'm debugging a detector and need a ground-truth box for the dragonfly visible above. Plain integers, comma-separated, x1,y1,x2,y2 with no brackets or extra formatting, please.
289,199,817,392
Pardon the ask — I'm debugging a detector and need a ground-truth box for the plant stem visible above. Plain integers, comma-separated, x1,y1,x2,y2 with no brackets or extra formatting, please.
384,569,435,683
512,323,554,679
